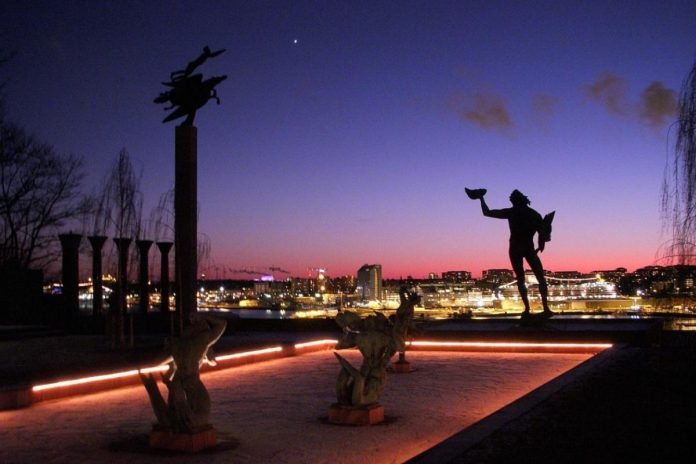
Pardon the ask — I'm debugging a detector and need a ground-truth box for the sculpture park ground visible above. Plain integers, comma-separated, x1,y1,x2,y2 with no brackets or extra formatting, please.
2,318,696,463
0,342,591,463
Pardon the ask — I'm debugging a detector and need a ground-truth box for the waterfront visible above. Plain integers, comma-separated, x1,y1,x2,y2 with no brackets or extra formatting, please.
195,305,696,333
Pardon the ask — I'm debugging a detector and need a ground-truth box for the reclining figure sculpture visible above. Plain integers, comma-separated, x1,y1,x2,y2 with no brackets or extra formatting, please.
140,313,226,433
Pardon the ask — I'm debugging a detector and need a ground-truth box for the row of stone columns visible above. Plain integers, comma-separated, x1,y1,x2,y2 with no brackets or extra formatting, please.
58,233,174,320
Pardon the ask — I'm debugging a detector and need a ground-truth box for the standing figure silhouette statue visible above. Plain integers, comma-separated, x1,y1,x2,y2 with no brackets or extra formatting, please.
466,188,555,320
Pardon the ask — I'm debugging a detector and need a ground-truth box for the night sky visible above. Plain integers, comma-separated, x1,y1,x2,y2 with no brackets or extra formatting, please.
2,1,695,279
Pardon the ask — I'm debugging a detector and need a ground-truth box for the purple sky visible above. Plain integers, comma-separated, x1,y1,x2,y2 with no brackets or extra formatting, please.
2,1,696,279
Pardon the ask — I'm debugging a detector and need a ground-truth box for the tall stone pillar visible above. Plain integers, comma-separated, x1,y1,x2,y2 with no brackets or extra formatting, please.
156,241,173,313
113,237,132,343
136,239,153,314
87,235,108,317
58,233,82,323
175,125,198,329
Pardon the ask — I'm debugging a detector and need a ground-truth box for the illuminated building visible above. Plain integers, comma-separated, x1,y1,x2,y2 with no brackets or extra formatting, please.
331,275,356,293
498,272,618,301
442,270,472,283
591,267,627,285
626,265,696,296
314,268,327,294
482,269,514,285
357,264,383,301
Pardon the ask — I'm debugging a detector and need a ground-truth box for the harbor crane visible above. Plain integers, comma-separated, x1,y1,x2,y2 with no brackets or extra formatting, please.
229,266,290,278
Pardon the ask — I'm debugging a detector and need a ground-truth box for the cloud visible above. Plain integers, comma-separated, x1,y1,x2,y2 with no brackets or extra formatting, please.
586,73,629,116
639,81,678,127
532,94,559,115
531,94,560,127
449,92,513,131
586,73,678,128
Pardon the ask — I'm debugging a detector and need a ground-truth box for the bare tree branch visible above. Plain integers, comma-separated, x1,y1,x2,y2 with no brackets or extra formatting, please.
0,120,86,271
662,56,696,264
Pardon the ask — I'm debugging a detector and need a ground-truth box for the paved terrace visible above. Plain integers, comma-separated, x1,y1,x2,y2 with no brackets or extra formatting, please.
1,317,694,463
1,348,595,463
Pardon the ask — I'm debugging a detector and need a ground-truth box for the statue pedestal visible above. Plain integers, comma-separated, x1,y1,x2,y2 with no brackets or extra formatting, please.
389,360,412,373
328,403,384,425
149,424,216,452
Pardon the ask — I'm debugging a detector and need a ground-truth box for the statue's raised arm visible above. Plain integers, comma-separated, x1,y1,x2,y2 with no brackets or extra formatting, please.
169,46,226,82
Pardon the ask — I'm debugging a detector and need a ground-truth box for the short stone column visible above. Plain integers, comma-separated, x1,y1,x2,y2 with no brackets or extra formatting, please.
157,242,173,313
87,235,108,317
58,233,82,322
113,237,132,343
136,240,153,314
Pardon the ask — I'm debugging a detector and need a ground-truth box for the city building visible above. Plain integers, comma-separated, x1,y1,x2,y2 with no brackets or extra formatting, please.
357,264,383,301
482,269,514,285
624,265,696,296
551,271,583,279
591,267,627,286
330,275,356,293
442,270,472,282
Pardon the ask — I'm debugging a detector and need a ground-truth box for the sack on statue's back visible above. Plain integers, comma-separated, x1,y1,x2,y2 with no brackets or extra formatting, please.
539,211,555,243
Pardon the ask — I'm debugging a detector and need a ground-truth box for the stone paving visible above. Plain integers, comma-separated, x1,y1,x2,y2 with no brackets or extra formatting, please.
0,349,592,463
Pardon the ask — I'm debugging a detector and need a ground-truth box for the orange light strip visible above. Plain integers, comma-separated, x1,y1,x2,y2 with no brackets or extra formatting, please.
30,340,612,394
215,346,283,362
32,369,142,392
32,346,284,393
138,365,169,375
294,339,338,349
408,340,613,349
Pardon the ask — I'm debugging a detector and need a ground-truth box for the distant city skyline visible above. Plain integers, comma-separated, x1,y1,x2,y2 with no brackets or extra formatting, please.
3,2,696,279
195,262,693,282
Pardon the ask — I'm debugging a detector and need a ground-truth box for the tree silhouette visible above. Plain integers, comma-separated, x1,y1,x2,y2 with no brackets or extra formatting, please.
148,187,211,273
0,116,86,271
92,148,144,240
662,55,696,263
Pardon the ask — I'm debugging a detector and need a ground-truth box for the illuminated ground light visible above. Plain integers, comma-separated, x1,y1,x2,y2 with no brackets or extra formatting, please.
28,339,611,402
294,339,338,349
31,345,285,398
215,346,283,362
32,369,147,392
407,340,612,354
409,340,612,349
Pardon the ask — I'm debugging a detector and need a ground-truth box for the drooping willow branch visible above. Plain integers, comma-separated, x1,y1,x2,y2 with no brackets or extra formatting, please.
662,56,696,264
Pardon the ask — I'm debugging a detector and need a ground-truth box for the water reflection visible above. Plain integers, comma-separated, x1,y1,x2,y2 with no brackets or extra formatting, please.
204,307,338,320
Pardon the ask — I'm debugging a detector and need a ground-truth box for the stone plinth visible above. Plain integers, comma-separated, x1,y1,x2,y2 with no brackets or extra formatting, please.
136,239,153,314
87,235,108,316
149,424,217,452
0,385,31,410
112,237,132,344
328,403,384,426
156,241,173,313
58,233,82,320
389,360,412,373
